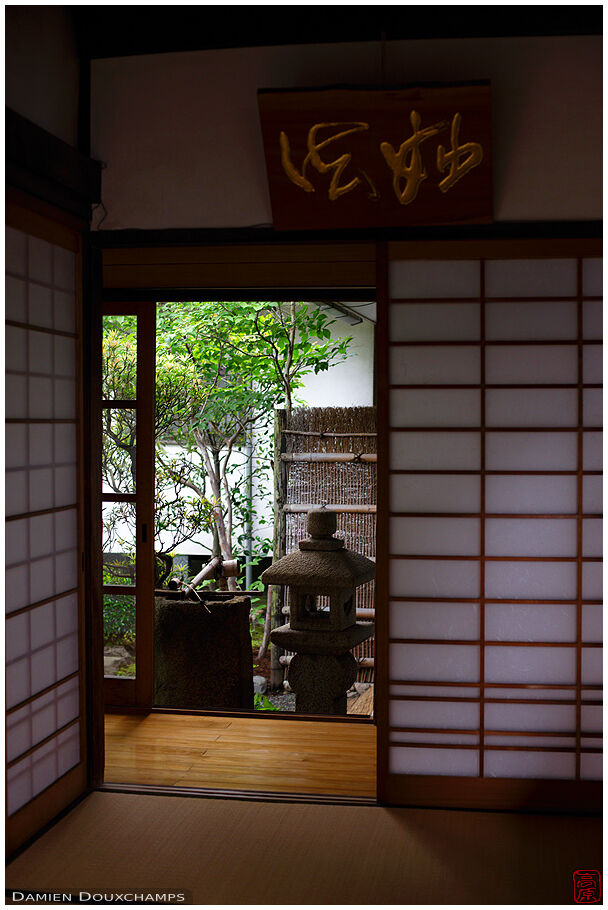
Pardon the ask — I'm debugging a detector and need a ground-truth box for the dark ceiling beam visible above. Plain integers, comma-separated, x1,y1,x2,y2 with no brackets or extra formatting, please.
70,6,602,60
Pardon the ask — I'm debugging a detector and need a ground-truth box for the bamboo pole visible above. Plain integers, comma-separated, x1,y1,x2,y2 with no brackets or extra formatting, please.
283,503,377,514
281,452,377,464
281,606,375,620
283,430,377,438
270,409,287,690
279,655,375,668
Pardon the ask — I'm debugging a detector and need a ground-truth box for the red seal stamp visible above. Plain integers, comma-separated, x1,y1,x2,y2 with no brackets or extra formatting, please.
574,870,601,903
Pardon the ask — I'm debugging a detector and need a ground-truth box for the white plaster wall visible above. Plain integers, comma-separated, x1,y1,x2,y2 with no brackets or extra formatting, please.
6,6,79,147
91,36,601,229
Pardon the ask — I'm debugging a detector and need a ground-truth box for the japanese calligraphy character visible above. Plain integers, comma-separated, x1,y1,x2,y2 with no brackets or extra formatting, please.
380,111,447,205
437,112,484,192
279,122,370,201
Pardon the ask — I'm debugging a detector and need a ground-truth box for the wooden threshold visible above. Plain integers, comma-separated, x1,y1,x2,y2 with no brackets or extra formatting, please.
104,712,376,799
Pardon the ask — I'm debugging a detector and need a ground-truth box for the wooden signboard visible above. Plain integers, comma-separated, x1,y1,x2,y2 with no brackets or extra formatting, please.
258,84,492,231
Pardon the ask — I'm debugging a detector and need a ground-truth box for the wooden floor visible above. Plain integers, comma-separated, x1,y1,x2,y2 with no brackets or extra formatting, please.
104,712,376,797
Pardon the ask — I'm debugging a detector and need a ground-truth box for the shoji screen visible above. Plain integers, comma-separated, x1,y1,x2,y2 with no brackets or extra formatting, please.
380,244,602,811
5,203,86,853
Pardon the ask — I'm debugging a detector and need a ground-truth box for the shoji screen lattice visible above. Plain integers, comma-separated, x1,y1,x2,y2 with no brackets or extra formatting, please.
5,213,86,851
382,248,602,810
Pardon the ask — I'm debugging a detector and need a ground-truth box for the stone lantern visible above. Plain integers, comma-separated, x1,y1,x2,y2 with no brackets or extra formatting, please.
262,507,375,715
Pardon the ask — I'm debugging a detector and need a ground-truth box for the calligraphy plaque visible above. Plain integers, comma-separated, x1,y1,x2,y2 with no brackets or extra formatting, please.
258,84,492,231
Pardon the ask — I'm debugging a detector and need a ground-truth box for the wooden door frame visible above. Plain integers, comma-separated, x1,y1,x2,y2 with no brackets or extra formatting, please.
101,302,156,709
86,224,601,807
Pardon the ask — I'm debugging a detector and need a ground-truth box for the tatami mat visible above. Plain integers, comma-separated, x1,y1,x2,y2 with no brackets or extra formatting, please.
6,791,602,904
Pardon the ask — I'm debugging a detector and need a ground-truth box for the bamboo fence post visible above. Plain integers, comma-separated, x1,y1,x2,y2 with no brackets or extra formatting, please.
269,408,287,690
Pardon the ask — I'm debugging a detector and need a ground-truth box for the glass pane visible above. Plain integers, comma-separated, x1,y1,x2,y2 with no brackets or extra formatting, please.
102,314,137,400
103,594,136,678
102,408,137,493
103,502,136,585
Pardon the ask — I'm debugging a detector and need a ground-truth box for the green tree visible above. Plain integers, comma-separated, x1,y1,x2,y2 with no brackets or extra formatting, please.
102,302,352,589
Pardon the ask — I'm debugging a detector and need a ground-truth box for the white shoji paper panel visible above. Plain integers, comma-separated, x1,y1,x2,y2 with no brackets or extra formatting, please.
390,643,480,682
54,379,77,419
582,562,602,600
389,699,479,729
29,284,53,329
6,326,27,371
583,476,602,513
391,732,479,745
583,259,602,295
485,345,578,385
580,754,603,780
390,517,480,556
390,303,480,341
391,558,480,598
583,301,602,339
486,432,577,470
582,519,602,557
390,346,480,385
29,377,54,419
582,604,602,642
390,684,480,698
29,423,53,464
6,517,28,567
485,519,577,557
485,646,577,685
484,751,575,779
390,746,479,776
54,423,77,463
390,260,480,299
7,675,79,762
6,374,28,419
5,565,29,613
485,603,577,642
7,722,80,817
54,337,76,377
581,705,603,733
583,345,602,384
5,593,79,708
581,648,603,685
5,275,27,322
583,389,603,426
390,601,479,640
390,432,480,471
53,246,76,293
6,227,27,276
485,562,577,600
486,389,578,427
391,474,481,513
486,475,577,514
6,424,28,469
485,302,577,340
28,236,53,283
484,259,577,298
391,389,480,427
485,702,576,732
29,330,53,374
5,470,29,516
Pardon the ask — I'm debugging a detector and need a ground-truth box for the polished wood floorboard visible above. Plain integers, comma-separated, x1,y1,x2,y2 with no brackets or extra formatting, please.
104,712,376,797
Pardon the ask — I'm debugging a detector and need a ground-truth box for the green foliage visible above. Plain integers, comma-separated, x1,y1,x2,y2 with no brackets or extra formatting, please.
102,301,354,586
254,693,279,712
